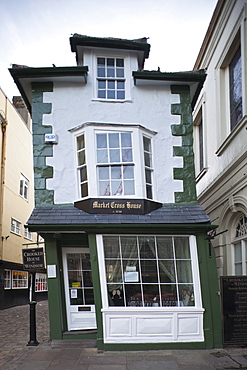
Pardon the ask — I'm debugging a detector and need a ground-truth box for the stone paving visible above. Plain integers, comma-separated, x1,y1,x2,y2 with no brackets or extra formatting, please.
1,301,247,369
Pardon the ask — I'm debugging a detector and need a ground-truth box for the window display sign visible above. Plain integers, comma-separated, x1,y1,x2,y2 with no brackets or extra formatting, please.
71,289,77,299
22,248,45,270
221,276,247,345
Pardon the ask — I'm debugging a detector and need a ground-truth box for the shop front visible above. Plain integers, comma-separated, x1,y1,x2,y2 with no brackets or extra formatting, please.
28,204,223,350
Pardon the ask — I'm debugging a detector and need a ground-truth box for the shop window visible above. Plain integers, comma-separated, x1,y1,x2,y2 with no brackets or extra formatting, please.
19,173,29,200
102,235,196,308
233,215,247,275
11,218,21,235
12,270,28,289
4,269,11,289
35,273,47,292
97,57,125,100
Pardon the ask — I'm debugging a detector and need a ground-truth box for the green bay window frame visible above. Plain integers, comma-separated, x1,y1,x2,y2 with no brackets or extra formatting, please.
98,234,201,309
97,57,125,100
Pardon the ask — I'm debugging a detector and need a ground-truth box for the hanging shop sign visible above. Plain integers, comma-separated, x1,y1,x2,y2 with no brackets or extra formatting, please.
221,276,247,345
22,248,45,271
74,198,162,215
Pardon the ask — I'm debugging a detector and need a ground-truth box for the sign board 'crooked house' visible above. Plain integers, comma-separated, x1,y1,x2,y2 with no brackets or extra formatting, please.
10,34,222,350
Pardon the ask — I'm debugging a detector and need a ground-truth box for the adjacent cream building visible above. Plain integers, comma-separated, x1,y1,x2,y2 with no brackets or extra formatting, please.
193,0,247,279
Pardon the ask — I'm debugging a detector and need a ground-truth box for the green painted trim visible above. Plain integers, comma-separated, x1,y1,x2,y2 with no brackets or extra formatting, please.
28,223,216,235
62,332,97,340
102,341,206,351
70,34,150,58
45,235,63,340
133,70,206,82
196,235,223,348
32,82,54,206
171,85,197,204
88,234,104,350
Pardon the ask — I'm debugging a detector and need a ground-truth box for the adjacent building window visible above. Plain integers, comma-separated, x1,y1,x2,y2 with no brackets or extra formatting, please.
11,218,21,235
229,46,242,131
193,107,205,177
19,174,29,200
102,235,196,308
12,270,28,289
4,269,11,289
77,134,88,198
96,132,134,196
234,215,247,275
143,136,153,199
97,57,125,100
35,273,48,292
24,228,32,240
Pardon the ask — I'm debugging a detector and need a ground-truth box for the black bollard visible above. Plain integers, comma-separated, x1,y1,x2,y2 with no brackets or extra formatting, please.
27,273,39,346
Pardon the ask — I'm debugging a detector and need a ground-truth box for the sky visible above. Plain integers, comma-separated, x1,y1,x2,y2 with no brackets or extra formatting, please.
0,0,218,101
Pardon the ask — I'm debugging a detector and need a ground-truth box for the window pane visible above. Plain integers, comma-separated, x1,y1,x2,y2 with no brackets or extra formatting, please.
229,46,243,130
98,80,106,89
121,236,138,258
141,260,158,283
161,284,178,306
81,182,88,197
83,271,93,287
176,260,193,283
97,58,105,66
107,58,114,66
109,133,119,148
97,149,108,163
78,150,85,166
139,237,156,259
157,237,173,259
97,68,105,77
105,259,122,283
107,90,115,99
84,289,94,304
98,166,109,180
117,91,125,100
79,166,87,182
97,134,107,148
234,242,242,262
121,133,131,147
125,284,142,306
145,169,152,184
103,236,120,258
174,237,191,259
116,58,124,67
124,180,135,195
123,165,134,179
110,149,120,162
143,285,160,306
144,152,151,167
178,284,195,306
108,81,115,89
159,260,176,283
67,254,81,270
116,69,124,78
109,286,124,306
143,137,151,152
98,90,106,99
146,185,153,199
111,166,121,179
107,68,115,78
235,263,242,275
122,148,132,162
112,180,123,196
99,181,110,196
117,81,125,89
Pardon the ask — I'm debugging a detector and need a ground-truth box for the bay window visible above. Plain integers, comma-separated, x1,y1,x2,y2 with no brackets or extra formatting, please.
102,235,196,308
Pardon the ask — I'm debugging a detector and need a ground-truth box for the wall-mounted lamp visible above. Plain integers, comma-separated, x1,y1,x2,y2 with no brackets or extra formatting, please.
1,235,9,240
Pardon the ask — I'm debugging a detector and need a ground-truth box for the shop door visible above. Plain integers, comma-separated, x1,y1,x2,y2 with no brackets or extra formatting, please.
63,248,96,331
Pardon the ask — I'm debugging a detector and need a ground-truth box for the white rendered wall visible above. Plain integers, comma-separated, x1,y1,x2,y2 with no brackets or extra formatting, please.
43,50,183,205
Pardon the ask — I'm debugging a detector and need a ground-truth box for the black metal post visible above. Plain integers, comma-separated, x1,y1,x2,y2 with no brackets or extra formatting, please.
27,273,39,346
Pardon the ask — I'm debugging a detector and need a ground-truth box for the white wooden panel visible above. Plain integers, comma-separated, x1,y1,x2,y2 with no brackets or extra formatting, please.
108,317,131,336
136,316,173,335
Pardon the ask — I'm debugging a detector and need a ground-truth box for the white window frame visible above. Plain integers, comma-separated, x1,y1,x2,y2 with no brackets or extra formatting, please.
35,273,48,292
97,234,202,310
19,173,29,200
12,270,28,289
93,51,131,102
4,269,11,289
11,218,21,236
74,124,156,201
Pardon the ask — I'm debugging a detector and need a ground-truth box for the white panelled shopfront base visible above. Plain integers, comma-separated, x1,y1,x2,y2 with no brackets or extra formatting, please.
97,234,205,344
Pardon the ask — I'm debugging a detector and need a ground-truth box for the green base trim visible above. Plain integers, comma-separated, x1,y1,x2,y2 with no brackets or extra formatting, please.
101,341,208,351
63,332,97,340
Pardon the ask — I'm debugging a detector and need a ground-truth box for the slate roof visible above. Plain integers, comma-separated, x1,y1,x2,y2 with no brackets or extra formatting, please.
27,204,210,226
